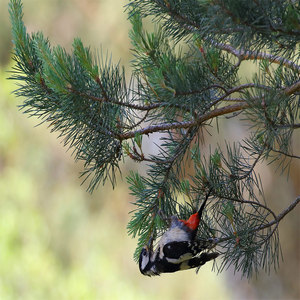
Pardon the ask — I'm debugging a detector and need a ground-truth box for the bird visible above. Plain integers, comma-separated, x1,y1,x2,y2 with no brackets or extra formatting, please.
139,190,218,276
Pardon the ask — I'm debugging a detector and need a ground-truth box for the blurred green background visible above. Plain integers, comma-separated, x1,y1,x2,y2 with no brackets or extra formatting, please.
0,0,299,299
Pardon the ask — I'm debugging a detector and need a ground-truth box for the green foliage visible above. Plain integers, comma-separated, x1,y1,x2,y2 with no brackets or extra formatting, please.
9,0,130,192
127,0,300,55
2,71,229,299
9,0,300,279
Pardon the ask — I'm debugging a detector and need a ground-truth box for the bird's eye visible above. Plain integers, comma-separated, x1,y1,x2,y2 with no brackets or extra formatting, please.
143,250,147,256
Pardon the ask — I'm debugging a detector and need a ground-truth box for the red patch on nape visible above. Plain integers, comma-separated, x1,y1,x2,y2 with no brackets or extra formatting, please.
180,212,200,231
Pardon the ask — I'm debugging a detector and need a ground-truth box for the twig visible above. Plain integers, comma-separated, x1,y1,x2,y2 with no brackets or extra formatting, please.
69,87,195,115
268,196,300,226
69,87,158,111
95,76,109,102
119,102,249,140
119,77,297,138
210,83,273,108
209,41,300,72
216,196,300,244
284,80,300,95
175,84,228,96
159,2,300,72
270,148,300,160
277,123,300,129
70,79,298,141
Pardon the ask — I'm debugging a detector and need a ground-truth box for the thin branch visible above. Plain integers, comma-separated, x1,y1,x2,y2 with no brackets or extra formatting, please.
180,83,272,107
95,76,110,102
158,1,300,71
210,83,272,107
277,123,300,129
68,82,300,142
210,41,300,72
119,102,249,140
69,87,159,111
270,148,300,160
269,196,300,226
215,196,300,244
161,126,197,182
284,80,300,95
231,149,265,181
175,84,228,97
146,126,200,232
226,196,278,227
69,87,196,115
120,80,297,139
122,110,150,130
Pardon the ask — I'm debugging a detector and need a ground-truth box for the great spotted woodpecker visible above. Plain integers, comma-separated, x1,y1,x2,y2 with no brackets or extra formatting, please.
139,192,218,276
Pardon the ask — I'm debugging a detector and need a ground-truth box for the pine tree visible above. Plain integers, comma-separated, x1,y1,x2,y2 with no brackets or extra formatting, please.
9,0,299,278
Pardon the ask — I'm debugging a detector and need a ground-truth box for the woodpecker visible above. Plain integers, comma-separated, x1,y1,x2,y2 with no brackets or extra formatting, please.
139,191,218,276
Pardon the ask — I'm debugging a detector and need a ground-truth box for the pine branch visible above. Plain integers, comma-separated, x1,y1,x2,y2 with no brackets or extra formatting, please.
120,77,299,139
269,147,300,160
9,0,300,278
216,195,300,245
284,80,300,95
269,196,300,227
69,86,196,115
119,102,248,139
129,0,300,53
209,40,300,72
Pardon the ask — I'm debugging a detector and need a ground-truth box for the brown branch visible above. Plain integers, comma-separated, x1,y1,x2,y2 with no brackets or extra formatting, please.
259,196,300,231
210,83,273,107
284,80,300,95
70,78,298,141
270,148,300,160
175,84,228,97
210,41,300,72
69,87,158,111
177,83,272,103
159,1,299,71
95,76,109,102
277,123,300,129
276,196,300,221
68,87,197,115
215,196,300,244
119,79,298,140
119,102,249,140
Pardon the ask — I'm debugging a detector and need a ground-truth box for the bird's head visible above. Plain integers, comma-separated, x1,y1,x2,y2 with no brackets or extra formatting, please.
138,237,159,276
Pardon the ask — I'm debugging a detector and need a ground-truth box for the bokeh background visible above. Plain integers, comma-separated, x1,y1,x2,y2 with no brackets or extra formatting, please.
0,0,299,299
